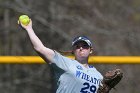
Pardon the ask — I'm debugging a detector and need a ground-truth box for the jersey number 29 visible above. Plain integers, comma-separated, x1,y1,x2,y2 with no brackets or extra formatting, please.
80,82,96,93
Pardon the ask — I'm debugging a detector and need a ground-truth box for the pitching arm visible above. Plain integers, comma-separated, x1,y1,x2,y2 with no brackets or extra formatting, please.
19,19,55,63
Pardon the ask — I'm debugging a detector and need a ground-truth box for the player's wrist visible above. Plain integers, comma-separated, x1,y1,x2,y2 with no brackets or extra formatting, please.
26,27,33,32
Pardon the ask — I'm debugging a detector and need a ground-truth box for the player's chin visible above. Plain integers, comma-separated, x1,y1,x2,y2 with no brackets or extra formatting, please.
79,54,88,58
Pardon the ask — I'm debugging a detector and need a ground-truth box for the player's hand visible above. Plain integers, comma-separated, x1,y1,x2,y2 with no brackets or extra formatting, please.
97,69,123,93
18,19,33,30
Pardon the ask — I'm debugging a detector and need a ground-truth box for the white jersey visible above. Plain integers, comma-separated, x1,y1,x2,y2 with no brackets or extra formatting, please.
51,51,103,93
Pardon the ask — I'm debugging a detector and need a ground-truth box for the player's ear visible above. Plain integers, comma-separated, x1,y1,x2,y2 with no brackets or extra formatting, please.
90,47,93,54
90,50,93,54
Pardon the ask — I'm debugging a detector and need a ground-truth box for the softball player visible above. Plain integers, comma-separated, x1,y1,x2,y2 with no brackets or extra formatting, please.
19,19,103,93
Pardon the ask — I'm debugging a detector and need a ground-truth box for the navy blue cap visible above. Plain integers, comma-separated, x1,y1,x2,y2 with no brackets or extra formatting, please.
72,36,92,47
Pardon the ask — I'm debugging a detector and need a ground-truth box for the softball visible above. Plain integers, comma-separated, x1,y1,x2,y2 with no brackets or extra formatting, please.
18,15,30,26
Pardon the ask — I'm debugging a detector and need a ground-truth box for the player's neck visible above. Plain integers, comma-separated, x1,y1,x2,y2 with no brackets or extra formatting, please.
82,63,89,68
76,58,89,68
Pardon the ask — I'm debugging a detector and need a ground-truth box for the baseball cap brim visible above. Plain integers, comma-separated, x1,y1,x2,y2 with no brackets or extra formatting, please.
72,36,92,47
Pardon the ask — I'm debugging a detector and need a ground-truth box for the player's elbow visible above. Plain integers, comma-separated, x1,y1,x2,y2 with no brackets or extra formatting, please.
34,46,55,63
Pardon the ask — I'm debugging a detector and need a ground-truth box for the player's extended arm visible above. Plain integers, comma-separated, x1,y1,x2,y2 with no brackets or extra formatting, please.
19,19,55,63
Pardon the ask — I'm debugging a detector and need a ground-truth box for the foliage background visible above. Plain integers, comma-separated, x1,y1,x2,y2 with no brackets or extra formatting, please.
0,0,140,93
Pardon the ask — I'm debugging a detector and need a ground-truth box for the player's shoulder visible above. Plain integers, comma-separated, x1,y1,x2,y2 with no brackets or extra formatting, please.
54,50,75,61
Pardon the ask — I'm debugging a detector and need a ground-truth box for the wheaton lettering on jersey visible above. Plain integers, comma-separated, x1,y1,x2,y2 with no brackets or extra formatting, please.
76,70,101,85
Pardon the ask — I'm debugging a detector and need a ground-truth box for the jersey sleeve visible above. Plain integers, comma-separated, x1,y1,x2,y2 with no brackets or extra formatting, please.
51,51,75,72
